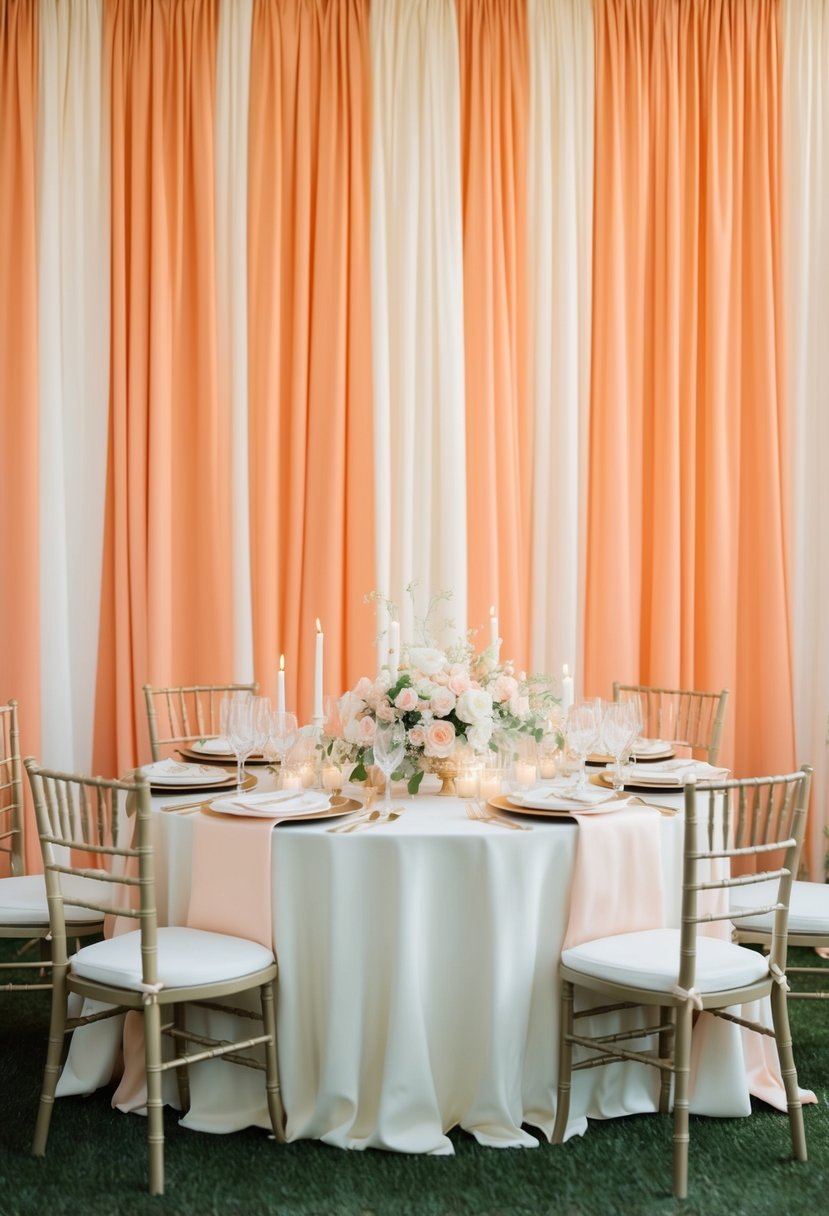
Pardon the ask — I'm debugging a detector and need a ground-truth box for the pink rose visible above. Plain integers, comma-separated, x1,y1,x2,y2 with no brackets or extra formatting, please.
424,719,456,758
354,676,374,701
394,686,419,713
492,674,518,704
375,700,397,723
447,672,471,697
357,715,377,743
408,725,426,748
430,687,457,717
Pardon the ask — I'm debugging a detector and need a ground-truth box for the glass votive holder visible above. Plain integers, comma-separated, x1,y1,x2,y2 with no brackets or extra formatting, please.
455,769,479,799
514,760,537,790
300,761,316,788
478,767,501,804
322,764,343,793
538,754,557,779
279,767,303,791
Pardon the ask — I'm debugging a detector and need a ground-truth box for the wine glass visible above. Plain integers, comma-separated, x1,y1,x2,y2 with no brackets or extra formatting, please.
222,694,255,791
266,711,299,777
373,722,406,811
565,699,603,790
601,700,639,791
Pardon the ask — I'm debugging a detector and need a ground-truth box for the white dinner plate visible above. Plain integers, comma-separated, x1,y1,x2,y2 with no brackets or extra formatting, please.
492,793,629,818
142,761,232,786
206,790,360,820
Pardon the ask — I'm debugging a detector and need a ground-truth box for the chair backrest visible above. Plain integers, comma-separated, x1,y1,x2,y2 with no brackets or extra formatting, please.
0,701,24,876
678,768,811,994
23,762,156,981
612,683,729,764
143,682,258,761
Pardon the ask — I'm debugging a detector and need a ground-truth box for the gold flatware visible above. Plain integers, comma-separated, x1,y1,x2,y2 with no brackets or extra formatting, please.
161,798,214,814
628,796,678,817
328,809,381,833
466,800,531,831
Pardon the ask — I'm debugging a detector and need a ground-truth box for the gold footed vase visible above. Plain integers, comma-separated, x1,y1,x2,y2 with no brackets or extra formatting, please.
426,757,460,796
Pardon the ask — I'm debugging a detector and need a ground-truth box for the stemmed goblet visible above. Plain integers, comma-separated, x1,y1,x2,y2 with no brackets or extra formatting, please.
373,722,406,812
265,711,300,784
221,692,255,791
565,698,603,791
601,700,639,791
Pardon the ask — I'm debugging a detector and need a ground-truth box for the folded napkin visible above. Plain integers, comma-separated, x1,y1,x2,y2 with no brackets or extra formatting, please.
631,737,672,757
141,758,217,780
623,759,730,785
193,736,233,754
215,790,330,817
512,783,623,811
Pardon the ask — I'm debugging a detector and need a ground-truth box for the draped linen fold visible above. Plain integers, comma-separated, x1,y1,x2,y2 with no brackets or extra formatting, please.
37,0,109,776
0,0,40,870
247,0,375,719
527,0,593,681
370,0,468,650
782,0,829,878
585,0,794,782
457,0,531,665
215,0,255,684
94,0,231,775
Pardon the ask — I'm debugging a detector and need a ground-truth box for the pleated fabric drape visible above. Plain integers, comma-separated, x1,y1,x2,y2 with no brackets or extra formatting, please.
585,0,794,786
94,0,231,776
782,0,829,879
247,0,376,721
527,0,593,680
370,0,468,652
457,0,532,665
2,0,827,872
37,0,109,777
0,0,39,871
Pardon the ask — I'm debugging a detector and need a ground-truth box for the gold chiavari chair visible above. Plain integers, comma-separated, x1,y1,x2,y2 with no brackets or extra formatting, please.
612,683,729,764
24,760,284,1196
552,768,811,1200
143,681,258,761
1,701,103,993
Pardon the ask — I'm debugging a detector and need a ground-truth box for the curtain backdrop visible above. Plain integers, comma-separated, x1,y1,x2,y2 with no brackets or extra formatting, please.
783,0,829,879
0,0,39,871
1,0,826,877
585,0,795,797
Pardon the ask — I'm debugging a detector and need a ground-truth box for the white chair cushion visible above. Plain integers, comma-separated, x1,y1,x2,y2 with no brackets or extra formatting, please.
562,928,769,995
71,925,274,991
0,875,106,926
731,878,829,936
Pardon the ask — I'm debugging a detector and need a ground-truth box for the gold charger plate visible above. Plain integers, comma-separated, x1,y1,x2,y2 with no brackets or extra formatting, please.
177,744,271,766
152,770,255,795
587,748,675,765
201,794,362,824
592,771,685,793
487,793,626,820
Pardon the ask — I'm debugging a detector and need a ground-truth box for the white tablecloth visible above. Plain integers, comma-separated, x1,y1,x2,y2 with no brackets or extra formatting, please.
56,776,785,1152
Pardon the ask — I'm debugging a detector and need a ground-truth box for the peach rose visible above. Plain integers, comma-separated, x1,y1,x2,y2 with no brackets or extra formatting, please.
447,672,472,697
357,715,377,743
424,719,456,758
394,686,419,713
375,700,397,723
408,724,427,748
430,687,457,717
491,674,518,704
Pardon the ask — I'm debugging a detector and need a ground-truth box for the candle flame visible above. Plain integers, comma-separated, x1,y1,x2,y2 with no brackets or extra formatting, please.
563,663,569,676
489,604,495,616
315,618,322,633
279,654,285,671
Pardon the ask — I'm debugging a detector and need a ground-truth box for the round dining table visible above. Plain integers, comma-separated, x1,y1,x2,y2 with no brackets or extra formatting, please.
54,771,796,1153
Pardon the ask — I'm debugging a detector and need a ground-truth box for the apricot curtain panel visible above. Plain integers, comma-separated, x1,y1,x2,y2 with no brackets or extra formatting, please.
1,0,827,877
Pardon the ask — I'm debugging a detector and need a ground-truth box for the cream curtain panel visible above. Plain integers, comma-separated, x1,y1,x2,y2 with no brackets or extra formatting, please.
1,0,827,877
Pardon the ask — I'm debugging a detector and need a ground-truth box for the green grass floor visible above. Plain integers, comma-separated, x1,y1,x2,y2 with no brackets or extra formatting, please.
1,945,827,1216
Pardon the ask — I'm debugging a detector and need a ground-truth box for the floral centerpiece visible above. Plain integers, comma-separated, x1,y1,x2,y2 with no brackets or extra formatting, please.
322,591,559,794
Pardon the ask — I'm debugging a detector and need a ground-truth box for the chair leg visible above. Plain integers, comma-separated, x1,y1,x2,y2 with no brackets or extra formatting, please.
671,1001,693,1200
260,980,286,1142
770,983,807,1162
144,1000,166,1196
552,979,575,1144
658,1005,674,1114
32,961,69,1156
172,1003,191,1113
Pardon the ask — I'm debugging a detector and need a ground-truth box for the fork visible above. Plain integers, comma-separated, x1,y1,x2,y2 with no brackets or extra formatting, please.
465,800,531,831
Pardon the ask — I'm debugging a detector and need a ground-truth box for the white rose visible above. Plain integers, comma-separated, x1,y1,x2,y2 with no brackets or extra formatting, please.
455,688,493,727
430,687,457,718
466,722,493,751
407,646,447,676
